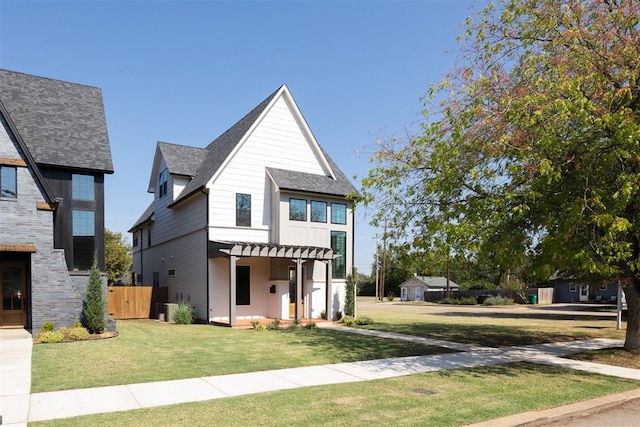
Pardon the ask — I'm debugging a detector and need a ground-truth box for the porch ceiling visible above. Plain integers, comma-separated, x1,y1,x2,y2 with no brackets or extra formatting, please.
208,240,334,260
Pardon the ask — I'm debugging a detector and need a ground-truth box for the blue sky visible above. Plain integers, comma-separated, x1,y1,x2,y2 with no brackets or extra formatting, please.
0,0,479,275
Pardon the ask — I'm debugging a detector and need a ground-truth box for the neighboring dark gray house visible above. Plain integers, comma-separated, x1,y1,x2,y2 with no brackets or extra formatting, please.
0,69,113,331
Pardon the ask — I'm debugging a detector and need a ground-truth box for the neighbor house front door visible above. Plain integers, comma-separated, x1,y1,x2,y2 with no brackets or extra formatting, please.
288,267,305,318
0,262,27,327
579,285,590,302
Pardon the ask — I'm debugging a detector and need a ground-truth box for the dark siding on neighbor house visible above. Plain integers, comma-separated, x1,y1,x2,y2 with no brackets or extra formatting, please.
40,167,106,271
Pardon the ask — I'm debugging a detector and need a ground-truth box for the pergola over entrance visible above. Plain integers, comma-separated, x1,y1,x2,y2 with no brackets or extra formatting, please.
208,241,334,326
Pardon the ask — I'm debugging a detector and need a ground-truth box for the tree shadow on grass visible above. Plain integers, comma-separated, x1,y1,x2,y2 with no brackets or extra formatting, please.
359,322,591,347
431,311,615,321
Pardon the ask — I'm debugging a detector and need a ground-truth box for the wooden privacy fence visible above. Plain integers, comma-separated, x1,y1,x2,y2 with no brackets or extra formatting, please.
423,287,554,304
107,286,168,319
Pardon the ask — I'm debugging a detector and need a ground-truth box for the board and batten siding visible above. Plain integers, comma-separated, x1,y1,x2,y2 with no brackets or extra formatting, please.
207,95,329,243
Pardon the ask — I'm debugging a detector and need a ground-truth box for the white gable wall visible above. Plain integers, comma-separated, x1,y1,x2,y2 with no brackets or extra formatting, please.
207,95,328,242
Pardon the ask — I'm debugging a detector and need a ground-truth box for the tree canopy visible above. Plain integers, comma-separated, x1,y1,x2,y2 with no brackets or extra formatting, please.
357,0,640,351
105,229,132,284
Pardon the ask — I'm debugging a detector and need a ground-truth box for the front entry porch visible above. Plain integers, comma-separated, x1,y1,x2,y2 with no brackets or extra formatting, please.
208,241,334,327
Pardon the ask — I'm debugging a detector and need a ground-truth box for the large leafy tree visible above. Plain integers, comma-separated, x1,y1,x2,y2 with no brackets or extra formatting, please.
358,0,640,351
105,229,132,284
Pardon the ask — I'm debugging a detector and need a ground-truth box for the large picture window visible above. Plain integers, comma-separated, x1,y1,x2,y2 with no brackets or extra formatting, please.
289,198,307,221
236,265,250,306
311,200,327,223
331,203,347,224
72,210,95,270
72,174,94,200
236,193,251,227
158,168,168,198
0,166,17,198
331,231,346,279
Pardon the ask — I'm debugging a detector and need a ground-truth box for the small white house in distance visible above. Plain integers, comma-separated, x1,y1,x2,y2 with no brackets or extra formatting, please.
129,85,356,326
400,276,460,301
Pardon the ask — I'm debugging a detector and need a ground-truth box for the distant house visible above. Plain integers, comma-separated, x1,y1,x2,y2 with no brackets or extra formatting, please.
400,276,459,301
0,69,113,331
552,277,619,303
129,85,356,326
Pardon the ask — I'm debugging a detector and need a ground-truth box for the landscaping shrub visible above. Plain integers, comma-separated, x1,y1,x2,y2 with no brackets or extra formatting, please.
173,302,194,324
319,310,327,320
41,321,54,333
267,318,281,330
334,311,343,321
355,316,374,325
67,326,90,341
387,292,395,302
83,260,106,334
305,322,317,329
287,321,300,331
341,315,356,327
344,274,356,316
483,296,515,306
36,330,65,343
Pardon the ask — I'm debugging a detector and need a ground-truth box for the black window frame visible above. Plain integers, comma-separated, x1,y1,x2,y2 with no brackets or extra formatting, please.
0,165,17,198
72,209,96,270
158,168,168,198
236,193,251,227
289,198,307,221
331,231,347,279
310,200,327,223
236,265,250,306
71,173,95,201
331,203,347,224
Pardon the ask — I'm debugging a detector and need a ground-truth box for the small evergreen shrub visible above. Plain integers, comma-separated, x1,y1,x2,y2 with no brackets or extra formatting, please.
387,292,395,301
305,322,317,329
83,260,106,334
483,296,515,306
334,311,343,321
319,310,327,320
287,321,300,331
173,302,194,324
267,318,281,330
41,321,54,332
36,330,65,343
355,316,374,325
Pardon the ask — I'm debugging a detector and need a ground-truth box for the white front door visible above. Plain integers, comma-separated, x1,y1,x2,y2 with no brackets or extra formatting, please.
579,285,589,302
414,287,422,301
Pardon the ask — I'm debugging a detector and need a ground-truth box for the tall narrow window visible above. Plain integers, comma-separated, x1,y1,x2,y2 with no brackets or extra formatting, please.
331,203,347,224
236,265,250,305
72,210,95,270
311,201,327,223
236,193,251,227
0,166,17,198
331,231,346,279
289,198,307,221
158,168,168,198
72,174,94,200
147,228,152,247
132,231,139,247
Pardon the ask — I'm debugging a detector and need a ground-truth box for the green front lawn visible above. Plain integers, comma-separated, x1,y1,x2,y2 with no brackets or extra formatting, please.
31,320,448,393
31,362,639,427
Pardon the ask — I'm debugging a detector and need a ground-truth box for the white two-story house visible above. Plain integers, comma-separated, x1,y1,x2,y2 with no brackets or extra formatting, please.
129,85,356,326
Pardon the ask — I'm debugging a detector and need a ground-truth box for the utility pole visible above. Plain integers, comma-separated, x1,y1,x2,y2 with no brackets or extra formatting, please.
375,249,379,301
380,220,387,301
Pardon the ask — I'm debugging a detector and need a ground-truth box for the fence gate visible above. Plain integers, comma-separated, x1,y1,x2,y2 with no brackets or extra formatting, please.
107,286,168,319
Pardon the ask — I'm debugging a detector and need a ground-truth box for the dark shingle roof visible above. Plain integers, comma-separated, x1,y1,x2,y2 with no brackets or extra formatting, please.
128,202,154,232
157,142,206,176
169,86,280,206
0,69,113,173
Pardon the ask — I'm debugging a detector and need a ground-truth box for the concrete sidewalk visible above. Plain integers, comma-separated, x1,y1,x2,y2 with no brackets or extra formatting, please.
1,326,639,425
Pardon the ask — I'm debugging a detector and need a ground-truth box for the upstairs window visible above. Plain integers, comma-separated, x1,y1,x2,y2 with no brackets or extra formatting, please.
72,174,94,200
289,198,307,221
72,210,95,270
331,203,347,224
311,201,327,223
0,166,17,198
132,231,139,247
158,168,168,198
236,193,251,227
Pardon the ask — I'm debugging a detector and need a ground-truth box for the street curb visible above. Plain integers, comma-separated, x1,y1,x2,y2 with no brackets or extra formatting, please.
464,388,640,427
